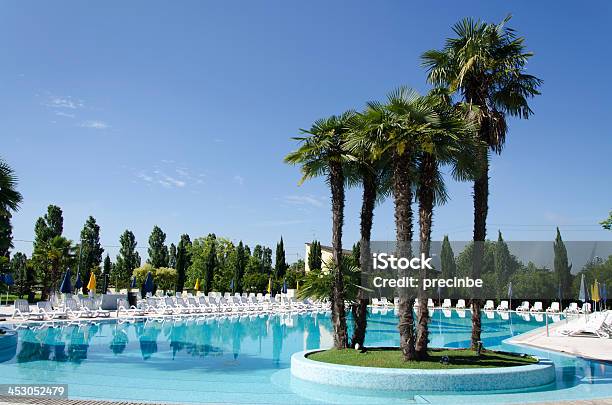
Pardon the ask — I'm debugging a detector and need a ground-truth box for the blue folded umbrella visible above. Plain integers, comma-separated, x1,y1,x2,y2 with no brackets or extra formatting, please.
75,272,83,290
144,272,154,293
230,279,235,292
282,280,287,294
60,270,72,294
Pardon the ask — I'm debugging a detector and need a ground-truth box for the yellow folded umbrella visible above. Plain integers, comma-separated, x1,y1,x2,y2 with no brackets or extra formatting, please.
267,278,272,294
592,280,600,301
296,280,299,293
194,278,200,291
87,273,96,292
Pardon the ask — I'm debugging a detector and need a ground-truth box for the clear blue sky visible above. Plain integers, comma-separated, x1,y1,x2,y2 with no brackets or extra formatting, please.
2,1,611,262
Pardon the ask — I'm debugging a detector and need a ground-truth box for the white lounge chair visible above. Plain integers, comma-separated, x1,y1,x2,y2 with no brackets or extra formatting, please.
546,302,561,313
64,298,95,318
371,298,380,307
36,301,69,320
565,302,580,314
117,298,146,316
497,300,509,311
441,299,451,309
559,312,611,338
530,302,543,313
484,300,495,311
83,298,111,317
380,297,391,307
455,299,466,309
581,302,592,314
427,299,435,308
12,299,45,321
516,301,530,312
414,298,420,308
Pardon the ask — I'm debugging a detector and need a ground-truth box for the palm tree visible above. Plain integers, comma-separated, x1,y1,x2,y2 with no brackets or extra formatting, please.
345,115,392,348
413,89,480,359
422,16,542,349
285,112,355,349
0,158,23,258
37,235,74,300
350,87,437,360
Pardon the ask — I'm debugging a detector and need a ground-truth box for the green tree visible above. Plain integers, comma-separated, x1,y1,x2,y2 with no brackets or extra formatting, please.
423,16,542,349
36,236,74,300
155,267,178,292
440,236,456,279
78,216,104,294
175,234,191,292
308,241,322,271
169,243,177,268
285,112,355,349
188,234,217,293
601,211,612,230
103,254,112,276
148,226,169,268
234,241,247,292
494,231,517,299
11,252,28,297
113,230,141,290
0,159,22,258
554,228,572,299
275,237,288,279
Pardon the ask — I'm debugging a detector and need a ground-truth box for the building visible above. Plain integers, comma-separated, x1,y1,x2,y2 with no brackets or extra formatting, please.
304,243,352,273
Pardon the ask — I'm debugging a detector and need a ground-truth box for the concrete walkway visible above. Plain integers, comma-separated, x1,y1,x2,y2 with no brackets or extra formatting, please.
508,312,612,361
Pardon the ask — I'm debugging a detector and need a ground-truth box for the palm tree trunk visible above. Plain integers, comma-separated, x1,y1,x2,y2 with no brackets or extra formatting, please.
471,146,489,350
416,153,435,359
393,151,416,361
351,170,376,348
329,161,348,349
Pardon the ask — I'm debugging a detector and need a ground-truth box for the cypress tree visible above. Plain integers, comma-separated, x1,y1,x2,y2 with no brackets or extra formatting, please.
494,231,513,299
148,225,169,268
440,235,456,279
79,216,104,294
103,254,112,275
262,247,273,275
113,230,140,289
308,240,322,271
235,241,246,292
554,228,572,298
275,237,287,279
169,243,177,268
175,234,191,292
203,235,217,294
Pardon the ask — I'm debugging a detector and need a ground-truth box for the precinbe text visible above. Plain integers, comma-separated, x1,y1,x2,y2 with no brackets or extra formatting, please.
372,276,483,291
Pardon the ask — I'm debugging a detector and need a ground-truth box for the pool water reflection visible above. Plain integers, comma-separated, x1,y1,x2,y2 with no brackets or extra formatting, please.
0,310,610,404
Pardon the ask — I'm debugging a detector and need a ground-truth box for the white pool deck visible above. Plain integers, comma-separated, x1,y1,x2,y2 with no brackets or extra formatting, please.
507,312,612,361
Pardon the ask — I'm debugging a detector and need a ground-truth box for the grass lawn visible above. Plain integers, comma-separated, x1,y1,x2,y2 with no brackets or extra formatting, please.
307,348,538,369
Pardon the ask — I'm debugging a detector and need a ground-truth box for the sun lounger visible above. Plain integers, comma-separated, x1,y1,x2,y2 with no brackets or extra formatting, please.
36,301,69,320
64,298,96,318
530,301,543,313
484,300,495,311
427,299,435,308
12,299,45,321
441,299,451,309
581,303,592,314
380,297,391,307
546,302,561,313
117,298,146,316
559,312,611,338
83,298,111,317
497,300,509,311
455,299,466,309
414,298,420,308
516,301,530,312
565,302,579,314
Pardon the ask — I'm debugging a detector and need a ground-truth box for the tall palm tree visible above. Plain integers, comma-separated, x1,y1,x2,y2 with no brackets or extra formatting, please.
345,115,392,348
350,87,437,360
422,16,541,349
0,158,23,258
414,89,480,359
285,112,355,349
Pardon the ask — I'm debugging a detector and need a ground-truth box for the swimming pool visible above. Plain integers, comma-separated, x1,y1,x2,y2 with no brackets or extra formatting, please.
0,310,610,404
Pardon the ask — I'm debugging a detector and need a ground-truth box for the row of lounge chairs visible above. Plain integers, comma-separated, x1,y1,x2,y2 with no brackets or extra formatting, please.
11,292,330,322
12,297,112,321
557,311,612,338
371,298,593,314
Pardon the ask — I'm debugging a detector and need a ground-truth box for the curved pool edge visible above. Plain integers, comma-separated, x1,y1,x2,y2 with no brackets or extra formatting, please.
291,348,556,392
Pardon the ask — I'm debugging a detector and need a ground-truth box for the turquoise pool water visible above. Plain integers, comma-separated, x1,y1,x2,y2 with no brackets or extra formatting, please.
1,310,610,404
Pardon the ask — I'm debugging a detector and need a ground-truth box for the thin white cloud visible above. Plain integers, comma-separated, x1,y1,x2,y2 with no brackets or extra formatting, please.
282,194,324,208
79,120,109,129
233,175,245,185
55,111,75,118
136,170,185,189
159,174,186,188
45,96,83,109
